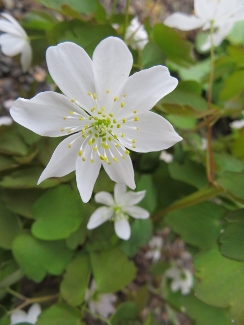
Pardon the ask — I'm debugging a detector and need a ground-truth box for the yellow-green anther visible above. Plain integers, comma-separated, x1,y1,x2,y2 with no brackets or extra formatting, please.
79,150,82,156
68,144,72,148
122,118,126,123
117,124,121,128
134,117,139,121
121,102,125,108
109,113,114,117
114,96,118,102
93,93,97,99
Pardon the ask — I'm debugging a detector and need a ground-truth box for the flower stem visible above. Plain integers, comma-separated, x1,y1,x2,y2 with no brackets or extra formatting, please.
83,306,112,324
110,0,119,22
206,21,215,184
123,0,131,41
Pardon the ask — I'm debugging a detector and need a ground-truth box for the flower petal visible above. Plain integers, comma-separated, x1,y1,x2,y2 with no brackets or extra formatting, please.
0,33,25,56
115,66,178,119
10,91,89,137
20,40,32,72
76,146,101,202
0,116,12,126
1,13,27,37
27,303,41,323
124,190,146,205
119,111,182,153
124,206,149,219
114,218,131,240
102,145,135,189
38,133,83,184
92,37,133,111
114,183,127,204
46,42,95,111
164,13,203,31
87,206,113,229
10,310,27,325
95,191,114,206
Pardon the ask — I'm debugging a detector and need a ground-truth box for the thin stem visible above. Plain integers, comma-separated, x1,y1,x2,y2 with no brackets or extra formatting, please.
123,0,131,41
6,287,27,301
206,21,215,184
110,0,119,22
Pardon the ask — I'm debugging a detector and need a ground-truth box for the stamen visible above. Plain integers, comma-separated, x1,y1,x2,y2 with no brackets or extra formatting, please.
121,102,125,108
93,93,97,99
79,150,82,156
68,144,72,148
63,117,67,120
122,118,126,123
134,117,139,121
133,110,137,114
106,90,110,94
71,99,76,102
114,96,118,102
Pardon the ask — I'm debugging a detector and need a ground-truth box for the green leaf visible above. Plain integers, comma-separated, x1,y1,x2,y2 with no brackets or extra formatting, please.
32,186,83,240
0,155,17,172
219,70,244,101
0,201,20,249
168,159,208,189
227,21,244,45
110,301,138,325
218,171,244,202
36,303,82,325
232,128,244,159
36,0,98,15
12,233,73,282
141,42,166,69
0,167,61,189
24,11,57,31
60,253,91,306
121,219,153,257
136,174,157,213
165,202,224,249
2,189,43,218
214,153,244,174
0,126,28,156
194,245,244,323
90,247,136,292
165,291,232,325
219,209,244,261
153,24,194,66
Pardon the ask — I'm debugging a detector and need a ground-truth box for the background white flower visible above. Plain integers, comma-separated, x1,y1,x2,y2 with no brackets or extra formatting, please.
87,183,149,240
165,266,193,295
10,303,41,325
10,37,182,203
85,281,116,318
230,119,244,129
0,115,12,126
159,151,173,163
145,236,163,262
164,0,244,50
0,12,32,71
125,17,148,50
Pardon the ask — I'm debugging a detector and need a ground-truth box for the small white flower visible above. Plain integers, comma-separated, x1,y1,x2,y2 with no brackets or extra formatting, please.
85,281,116,318
164,0,244,50
145,236,163,262
159,150,173,163
200,137,208,150
10,303,41,325
0,13,32,71
165,266,193,295
0,115,12,126
125,17,148,50
10,37,182,203
87,183,149,240
230,119,244,129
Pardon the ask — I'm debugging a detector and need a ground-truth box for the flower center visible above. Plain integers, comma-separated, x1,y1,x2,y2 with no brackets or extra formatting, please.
111,205,128,222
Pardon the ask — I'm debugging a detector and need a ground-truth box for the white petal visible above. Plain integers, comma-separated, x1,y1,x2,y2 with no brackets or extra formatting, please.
95,191,114,206
1,13,27,37
27,303,42,323
164,13,203,31
115,66,178,120
10,91,89,137
10,310,27,324
124,206,149,219
87,206,113,229
114,183,127,204
0,33,25,56
114,218,131,240
0,116,12,126
20,40,32,72
38,133,83,184
194,0,215,20
46,42,95,111
92,37,133,111
119,111,182,153
76,147,101,202
96,294,116,317
124,190,146,205
171,280,181,292
102,145,135,189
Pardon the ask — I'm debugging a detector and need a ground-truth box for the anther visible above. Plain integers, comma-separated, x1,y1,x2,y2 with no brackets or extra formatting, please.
68,144,72,148
122,118,126,123
109,113,114,117
79,117,85,120
93,93,97,99
82,157,86,161
113,157,118,162
68,129,72,133
117,124,121,128
121,102,125,108
133,110,137,114
93,147,97,151
114,96,118,102
125,150,130,155
87,92,92,96
69,111,74,114
121,133,124,137
63,117,67,120
115,143,120,147
98,111,102,114
132,139,136,143
91,107,96,112
91,159,94,163
123,94,126,97
79,150,82,156
71,99,76,102
101,107,105,111
134,117,139,121
106,90,110,94
61,128,64,132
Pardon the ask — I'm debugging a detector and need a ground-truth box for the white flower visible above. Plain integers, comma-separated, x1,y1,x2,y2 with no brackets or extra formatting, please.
0,115,12,126
125,17,148,50
230,119,244,129
145,236,163,262
10,37,182,202
87,183,149,240
165,266,193,295
159,150,173,163
10,303,41,325
0,13,32,71
164,0,244,50
85,281,116,318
